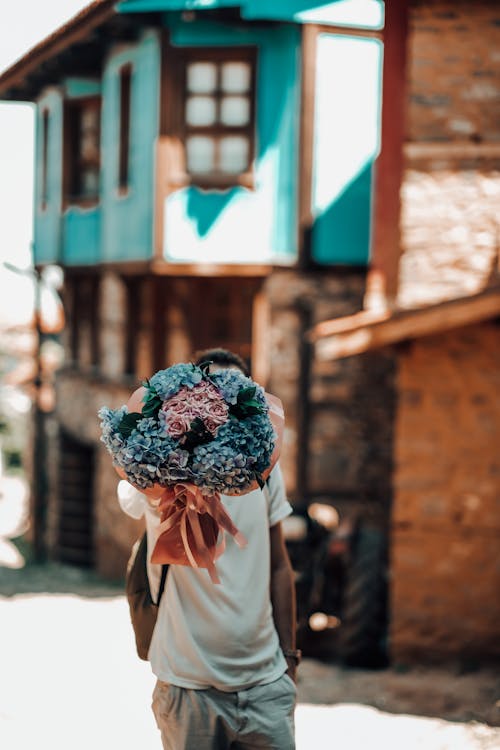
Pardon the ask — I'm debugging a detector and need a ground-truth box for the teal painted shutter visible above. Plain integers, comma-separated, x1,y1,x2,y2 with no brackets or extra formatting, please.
311,34,383,265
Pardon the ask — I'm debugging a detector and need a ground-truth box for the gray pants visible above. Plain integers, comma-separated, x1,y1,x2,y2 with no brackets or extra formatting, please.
152,673,296,750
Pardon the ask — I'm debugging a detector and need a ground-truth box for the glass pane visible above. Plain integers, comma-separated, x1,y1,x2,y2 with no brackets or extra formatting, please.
186,136,215,173
81,106,99,133
187,62,217,93
79,105,100,162
185,96,217,127
81,168,99,197
80,132,100,161
221,62,251,93
219,136,249,174
220,96,250,127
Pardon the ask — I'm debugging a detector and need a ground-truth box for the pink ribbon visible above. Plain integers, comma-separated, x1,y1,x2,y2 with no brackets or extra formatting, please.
152,483,247,584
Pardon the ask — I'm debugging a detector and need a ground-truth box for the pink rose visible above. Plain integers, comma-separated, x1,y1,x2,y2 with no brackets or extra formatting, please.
190,383,214,403
165,414,192,439
162,380,227,439
204,418,220,435
163,398,188,416
200,399,228,433
207,400,228,421
192,381,223,402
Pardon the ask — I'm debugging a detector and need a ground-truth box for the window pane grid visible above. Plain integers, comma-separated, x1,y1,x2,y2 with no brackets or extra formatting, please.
182,51,255,181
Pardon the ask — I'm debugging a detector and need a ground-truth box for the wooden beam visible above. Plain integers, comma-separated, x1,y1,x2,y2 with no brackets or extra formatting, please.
311,286,500,361
251,286,270,386
365,0,410,310
150,260,272,278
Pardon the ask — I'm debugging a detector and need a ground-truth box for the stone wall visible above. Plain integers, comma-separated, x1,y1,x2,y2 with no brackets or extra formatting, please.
399,0,500,309
407,0,500,144
391,321,500,664
266,270,396,525
52,371,143,579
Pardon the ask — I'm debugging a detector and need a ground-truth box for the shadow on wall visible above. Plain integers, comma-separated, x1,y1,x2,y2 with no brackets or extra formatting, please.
311,160,375,265
186,187,239,237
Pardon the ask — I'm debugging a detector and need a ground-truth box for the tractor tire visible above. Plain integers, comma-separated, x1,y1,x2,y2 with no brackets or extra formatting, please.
338,525,388,668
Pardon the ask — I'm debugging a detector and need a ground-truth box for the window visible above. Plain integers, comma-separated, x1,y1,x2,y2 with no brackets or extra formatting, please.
118,64,132,191
162,47,256,188
63,97,101,206
41,108,49,209
184,51,255,185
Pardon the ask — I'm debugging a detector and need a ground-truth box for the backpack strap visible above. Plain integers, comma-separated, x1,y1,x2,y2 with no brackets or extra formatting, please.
157,563,168,604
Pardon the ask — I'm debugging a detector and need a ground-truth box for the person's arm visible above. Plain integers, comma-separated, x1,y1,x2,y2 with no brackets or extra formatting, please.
270,521,299,681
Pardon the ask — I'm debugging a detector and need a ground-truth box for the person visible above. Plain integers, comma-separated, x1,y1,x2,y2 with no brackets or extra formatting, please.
118,348,299,750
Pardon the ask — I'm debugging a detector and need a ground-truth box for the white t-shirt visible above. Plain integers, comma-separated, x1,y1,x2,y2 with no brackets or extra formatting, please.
118,466,293,692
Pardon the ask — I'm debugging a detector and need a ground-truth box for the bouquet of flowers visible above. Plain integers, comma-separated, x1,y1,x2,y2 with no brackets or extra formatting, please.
99,362,283,582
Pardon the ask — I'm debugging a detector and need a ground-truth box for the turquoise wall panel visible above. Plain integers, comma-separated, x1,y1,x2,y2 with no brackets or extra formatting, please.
64,78,101,99
311,34,382,265
99,29,161,263
163,20,300,264
62,208,101,265
33,88,63,265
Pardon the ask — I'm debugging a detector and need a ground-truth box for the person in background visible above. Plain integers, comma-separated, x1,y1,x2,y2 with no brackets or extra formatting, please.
119,348,299,750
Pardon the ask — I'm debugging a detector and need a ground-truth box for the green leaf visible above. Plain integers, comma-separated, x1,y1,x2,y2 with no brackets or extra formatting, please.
237,386,256,403
245,399,263,410
142,396,162,419
229,403,263,420
198,360,213,376
118,412,142,437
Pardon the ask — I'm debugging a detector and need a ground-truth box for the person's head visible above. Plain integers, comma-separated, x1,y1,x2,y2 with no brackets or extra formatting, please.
194,348,250,377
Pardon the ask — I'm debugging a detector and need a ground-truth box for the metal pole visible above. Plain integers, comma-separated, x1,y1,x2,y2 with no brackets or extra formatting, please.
32,268,47,561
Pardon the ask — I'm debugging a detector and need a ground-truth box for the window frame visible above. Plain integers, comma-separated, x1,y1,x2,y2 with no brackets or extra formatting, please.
62,95,102,209
162,44,257,190
118,63,133,195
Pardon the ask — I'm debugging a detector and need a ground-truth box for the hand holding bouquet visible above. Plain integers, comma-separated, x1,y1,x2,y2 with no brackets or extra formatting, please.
99,362,283,582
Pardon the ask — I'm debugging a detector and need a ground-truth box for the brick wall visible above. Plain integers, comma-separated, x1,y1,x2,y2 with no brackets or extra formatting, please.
48,271,144,577
391,321,500,664
398,0,500,309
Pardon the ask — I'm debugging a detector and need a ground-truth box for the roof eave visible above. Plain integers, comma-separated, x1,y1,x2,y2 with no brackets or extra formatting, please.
0,0,117,101
309,284,500,361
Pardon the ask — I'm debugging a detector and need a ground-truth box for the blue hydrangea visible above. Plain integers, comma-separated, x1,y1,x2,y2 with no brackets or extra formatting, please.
150,363,203,400
98,364,276,495
209,368,260,405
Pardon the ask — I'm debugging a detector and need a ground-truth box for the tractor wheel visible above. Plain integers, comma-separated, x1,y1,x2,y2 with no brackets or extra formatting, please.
338,525,388,668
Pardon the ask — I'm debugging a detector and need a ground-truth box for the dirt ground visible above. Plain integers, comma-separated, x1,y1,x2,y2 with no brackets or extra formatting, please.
0,480,499,750
0,557,499,750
